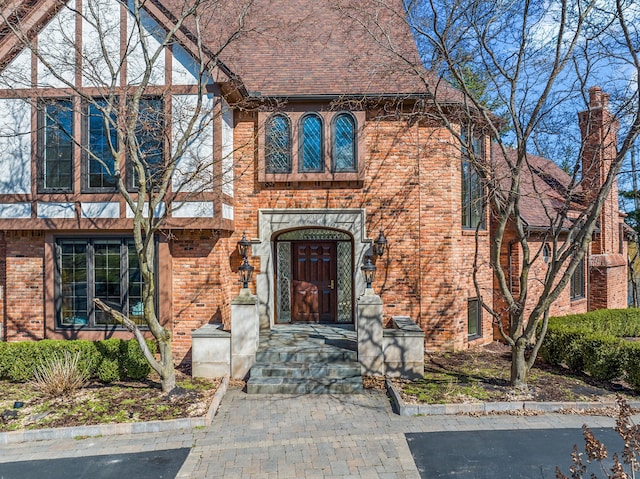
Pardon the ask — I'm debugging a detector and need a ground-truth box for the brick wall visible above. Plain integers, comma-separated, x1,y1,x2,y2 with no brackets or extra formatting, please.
169,232,238,361
231,112,493,352
3,231,45,341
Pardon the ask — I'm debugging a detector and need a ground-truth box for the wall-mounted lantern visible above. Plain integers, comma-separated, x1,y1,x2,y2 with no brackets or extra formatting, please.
374,229,387,258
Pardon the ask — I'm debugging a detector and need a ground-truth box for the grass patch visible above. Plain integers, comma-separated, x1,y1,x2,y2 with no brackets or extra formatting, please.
395,343,640,405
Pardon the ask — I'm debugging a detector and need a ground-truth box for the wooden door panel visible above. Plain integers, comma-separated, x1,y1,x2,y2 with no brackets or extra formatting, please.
292,242,336,322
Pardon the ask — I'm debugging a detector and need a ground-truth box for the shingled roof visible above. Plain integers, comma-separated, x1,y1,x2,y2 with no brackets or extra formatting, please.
156,0,462,100
0,0,461,100
490,143,584,230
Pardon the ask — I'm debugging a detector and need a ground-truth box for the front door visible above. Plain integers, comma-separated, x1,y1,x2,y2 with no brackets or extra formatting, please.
291,241,337,322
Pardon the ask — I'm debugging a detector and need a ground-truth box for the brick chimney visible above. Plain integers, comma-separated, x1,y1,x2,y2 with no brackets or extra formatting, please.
578,86,620,255
578,86,626,310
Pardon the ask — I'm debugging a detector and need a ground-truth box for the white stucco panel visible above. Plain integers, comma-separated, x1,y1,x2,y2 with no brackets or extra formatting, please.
221,99,234,198
125,202,166,218
126,5,165,85
0,99,32,195
171,94,215,192
171,44,200,86
37,3,76,88
38,202,76,219
0,50,32,89
81,202,120,218
222,203,234,220
0,203,32,219
82,0,121,87
171,201,214,218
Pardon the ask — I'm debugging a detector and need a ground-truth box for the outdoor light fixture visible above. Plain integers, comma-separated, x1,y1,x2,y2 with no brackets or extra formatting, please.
361,256,377,289
237,232,251,259
374,228,387,258
238,257,254,289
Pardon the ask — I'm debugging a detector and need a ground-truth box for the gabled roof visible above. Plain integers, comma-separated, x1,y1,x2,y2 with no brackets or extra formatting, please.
1,0,462,102
191,0,461,100
490,143,584,230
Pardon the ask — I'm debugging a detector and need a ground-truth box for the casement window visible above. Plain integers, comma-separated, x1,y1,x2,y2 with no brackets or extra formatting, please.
84,101,117,191
467,297,482,339
55,238,153,329
259,110,364,182
38,99,74,192
332,113,357,172
129,97,166,189
570,258,585,300
265,114,292,173
299,113,324,172
461,132,485,230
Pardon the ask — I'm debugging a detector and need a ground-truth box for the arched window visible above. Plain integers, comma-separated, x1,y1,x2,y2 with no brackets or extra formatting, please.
299,114,324,172
332,113,356,171
265,114,291,173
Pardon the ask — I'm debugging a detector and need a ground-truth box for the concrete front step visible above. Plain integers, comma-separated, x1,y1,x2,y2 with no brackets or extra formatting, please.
246,376,363,394
250,361,361,379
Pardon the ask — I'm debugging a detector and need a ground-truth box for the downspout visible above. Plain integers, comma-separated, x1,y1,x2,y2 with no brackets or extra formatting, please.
508,240,516,294
416,121,422,330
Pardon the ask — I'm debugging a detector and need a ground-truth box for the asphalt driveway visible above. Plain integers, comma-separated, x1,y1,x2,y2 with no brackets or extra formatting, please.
0,448,190,479
407,427,626,479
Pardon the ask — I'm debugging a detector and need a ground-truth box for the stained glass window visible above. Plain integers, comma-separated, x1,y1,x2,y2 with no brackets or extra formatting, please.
333,113,356,172
265,114,291,173
299,114,323,172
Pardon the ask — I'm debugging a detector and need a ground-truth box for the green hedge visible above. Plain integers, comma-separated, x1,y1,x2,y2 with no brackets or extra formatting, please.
538,308,640,387
0,339,156,383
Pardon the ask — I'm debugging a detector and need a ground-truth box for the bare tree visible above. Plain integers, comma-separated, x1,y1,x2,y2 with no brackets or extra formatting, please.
0,0,252,392
338,0,640,388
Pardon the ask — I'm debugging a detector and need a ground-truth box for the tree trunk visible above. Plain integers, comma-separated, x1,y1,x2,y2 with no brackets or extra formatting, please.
158,337,176,393
510,339,528,389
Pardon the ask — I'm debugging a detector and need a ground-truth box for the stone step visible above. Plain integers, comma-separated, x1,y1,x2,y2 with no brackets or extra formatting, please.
255,348,357,363
246,376,363,394
249,361,361,379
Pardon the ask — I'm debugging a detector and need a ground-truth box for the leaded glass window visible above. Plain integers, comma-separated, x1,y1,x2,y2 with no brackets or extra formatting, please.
40,99,74,192
332,113,356,172
299,114,324,172
570,258,585,300
461,131,485,230
276,241,292,323
56,238,152,329
86,101,117,190
265,114,291,173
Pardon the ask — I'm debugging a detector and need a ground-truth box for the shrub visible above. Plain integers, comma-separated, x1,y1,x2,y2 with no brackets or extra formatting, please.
120,340,152,380
31,350,87,397
96,359,121,383
625,343,640,390
581,335,625,381
0,338,156,382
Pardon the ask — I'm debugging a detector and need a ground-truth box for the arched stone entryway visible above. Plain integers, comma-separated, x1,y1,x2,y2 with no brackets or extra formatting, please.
273,228,353,324
254,209,372,329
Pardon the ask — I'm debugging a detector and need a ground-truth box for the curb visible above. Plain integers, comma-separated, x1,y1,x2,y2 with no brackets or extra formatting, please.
0,375,229,445
385,379,640,416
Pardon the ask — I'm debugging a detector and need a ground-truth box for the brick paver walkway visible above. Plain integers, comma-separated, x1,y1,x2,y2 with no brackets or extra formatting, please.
0,388,623,478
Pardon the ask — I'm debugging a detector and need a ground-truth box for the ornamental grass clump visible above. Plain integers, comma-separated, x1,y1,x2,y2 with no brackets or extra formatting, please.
31,351,87,398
